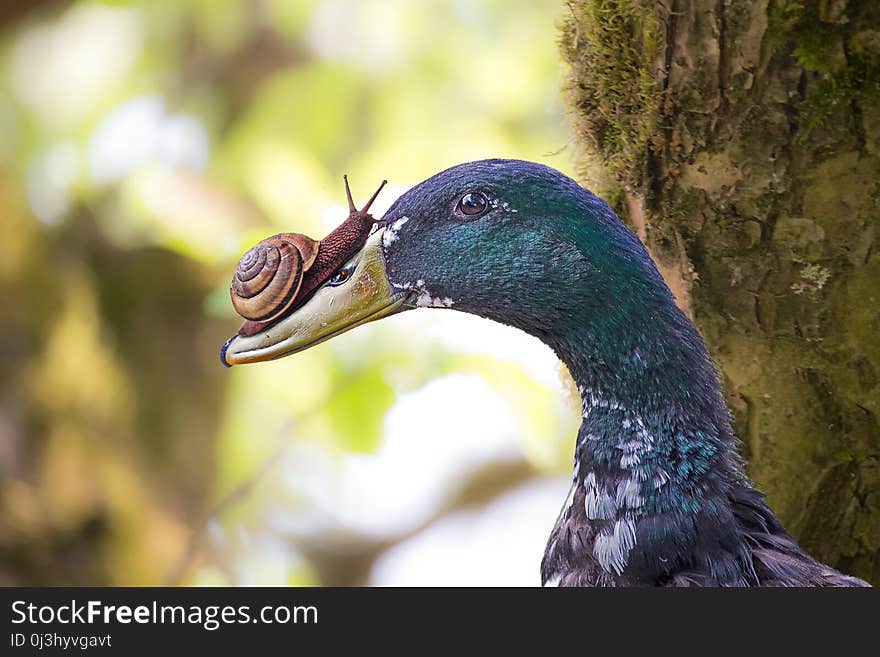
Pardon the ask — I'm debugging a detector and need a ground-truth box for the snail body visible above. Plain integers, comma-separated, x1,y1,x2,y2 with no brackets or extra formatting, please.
229,177,387,333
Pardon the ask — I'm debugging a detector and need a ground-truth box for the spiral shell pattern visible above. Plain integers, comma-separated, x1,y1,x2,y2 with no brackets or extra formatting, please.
230,233,318,322
228,178,385,330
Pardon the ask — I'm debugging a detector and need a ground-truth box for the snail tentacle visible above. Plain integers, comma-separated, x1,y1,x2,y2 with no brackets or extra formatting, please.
229,177,387,330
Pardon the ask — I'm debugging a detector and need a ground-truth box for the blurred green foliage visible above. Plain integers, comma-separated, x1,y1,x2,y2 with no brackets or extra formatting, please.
0,0,577,585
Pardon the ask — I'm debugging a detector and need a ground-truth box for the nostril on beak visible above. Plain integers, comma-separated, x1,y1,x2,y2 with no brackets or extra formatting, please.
220,335,237,368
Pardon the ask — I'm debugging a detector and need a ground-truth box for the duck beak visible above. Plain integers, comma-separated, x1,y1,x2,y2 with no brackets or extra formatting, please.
221,228,407,366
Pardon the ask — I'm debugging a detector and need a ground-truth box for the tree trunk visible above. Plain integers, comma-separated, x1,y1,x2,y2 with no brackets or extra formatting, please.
560,0,880,583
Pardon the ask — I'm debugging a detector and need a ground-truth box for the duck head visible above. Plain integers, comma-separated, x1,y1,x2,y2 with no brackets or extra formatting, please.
221,158,673,367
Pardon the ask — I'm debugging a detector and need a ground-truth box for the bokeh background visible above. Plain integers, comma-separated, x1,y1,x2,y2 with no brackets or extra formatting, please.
0,0,583,585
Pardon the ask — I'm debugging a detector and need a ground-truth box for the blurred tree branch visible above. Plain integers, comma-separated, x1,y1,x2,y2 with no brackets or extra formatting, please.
299,457,540,586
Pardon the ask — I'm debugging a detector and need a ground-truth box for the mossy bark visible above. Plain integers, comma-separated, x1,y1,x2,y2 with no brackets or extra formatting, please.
561,0,880,583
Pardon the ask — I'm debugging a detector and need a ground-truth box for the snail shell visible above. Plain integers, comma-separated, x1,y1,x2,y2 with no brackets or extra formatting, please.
230,233,319,322
229,177,387,328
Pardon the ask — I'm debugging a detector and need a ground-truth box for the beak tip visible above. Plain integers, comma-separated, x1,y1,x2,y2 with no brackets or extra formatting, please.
220,336,236,368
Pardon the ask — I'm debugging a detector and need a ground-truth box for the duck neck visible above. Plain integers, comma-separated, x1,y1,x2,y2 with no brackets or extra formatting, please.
543,297,750,582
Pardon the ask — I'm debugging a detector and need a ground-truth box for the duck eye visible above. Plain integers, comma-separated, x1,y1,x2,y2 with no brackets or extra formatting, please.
327,267,353,287
457,191,489,217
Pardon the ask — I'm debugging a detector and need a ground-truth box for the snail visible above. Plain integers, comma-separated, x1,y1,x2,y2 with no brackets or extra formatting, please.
230,176,387,335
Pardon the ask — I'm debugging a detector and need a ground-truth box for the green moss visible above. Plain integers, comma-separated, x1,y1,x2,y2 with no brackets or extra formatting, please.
798,67,870,144
767,1,844,73
766,1,880,143
667,188,701,222
558,0,663,191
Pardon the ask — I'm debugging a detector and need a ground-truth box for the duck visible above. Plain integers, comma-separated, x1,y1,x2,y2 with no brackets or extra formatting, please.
221,159,870,587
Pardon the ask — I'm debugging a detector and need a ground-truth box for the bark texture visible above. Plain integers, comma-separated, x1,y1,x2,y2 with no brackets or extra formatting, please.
560,0,880,583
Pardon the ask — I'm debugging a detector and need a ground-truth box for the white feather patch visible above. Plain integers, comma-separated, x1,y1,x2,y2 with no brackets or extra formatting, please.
593,517,637,575
382,216,410,248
